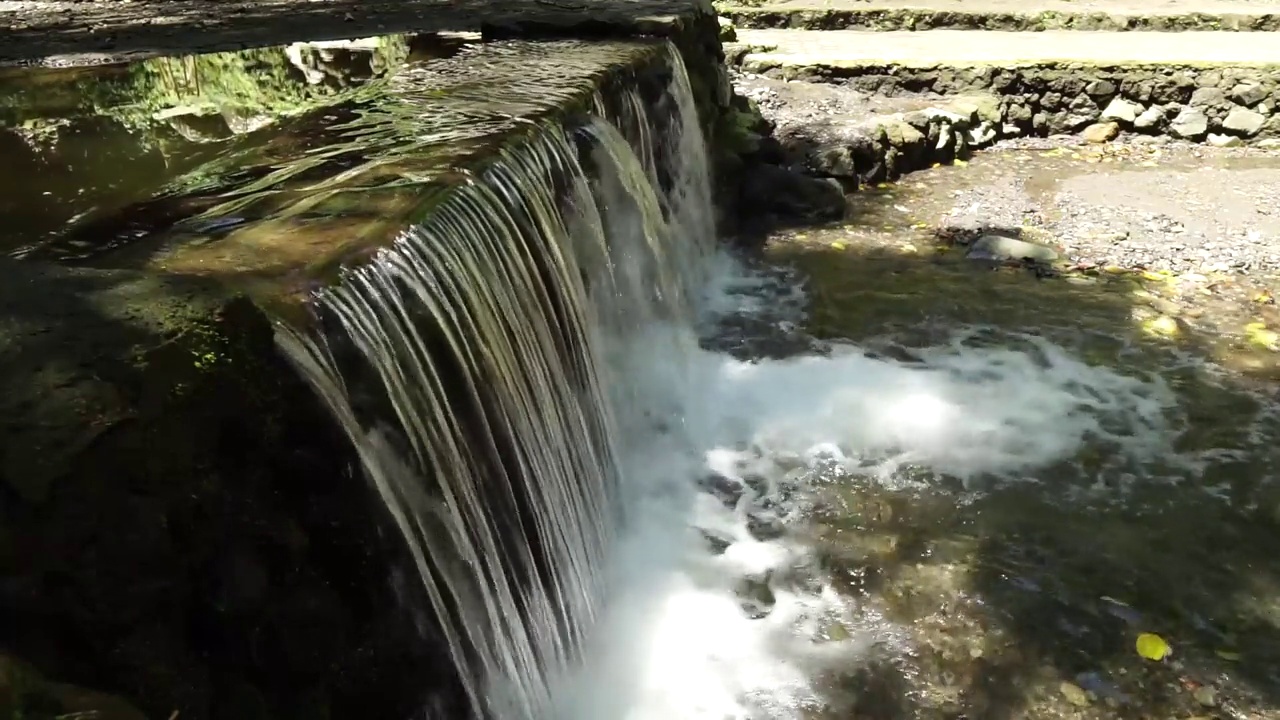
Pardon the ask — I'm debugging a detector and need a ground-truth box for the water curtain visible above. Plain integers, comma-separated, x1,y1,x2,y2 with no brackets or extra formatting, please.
277,44,715,719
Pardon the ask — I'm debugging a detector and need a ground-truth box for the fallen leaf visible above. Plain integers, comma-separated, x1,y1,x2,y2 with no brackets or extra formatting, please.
954,159,968,167
1215,649,1241,662
829,242,846,250
1136,632,1171,661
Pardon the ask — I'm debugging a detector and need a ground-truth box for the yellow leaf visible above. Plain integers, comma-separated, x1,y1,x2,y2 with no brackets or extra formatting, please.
1246,323,1280,350
1254,291,1274,304
1215,649,1241,661
1136,632,1171,661
954,159,968,167
931,162,941,168
1143,316,1179,338
830,242,846,250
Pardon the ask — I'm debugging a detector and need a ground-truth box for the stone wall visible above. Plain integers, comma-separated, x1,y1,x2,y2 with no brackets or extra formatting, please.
737,57,1280,146
748,93,1007,189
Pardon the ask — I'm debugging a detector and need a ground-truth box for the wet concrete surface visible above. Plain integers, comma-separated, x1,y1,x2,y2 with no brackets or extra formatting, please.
0,0,711,67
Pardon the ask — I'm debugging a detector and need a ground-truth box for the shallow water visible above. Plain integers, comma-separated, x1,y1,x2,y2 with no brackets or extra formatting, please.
574,237,1280,718
669,159,1280,717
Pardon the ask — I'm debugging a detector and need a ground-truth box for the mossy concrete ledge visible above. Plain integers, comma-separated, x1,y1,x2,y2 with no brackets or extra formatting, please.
0,5,743,720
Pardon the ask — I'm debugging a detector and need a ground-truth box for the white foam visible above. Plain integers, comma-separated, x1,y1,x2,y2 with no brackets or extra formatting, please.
548,253,1187,720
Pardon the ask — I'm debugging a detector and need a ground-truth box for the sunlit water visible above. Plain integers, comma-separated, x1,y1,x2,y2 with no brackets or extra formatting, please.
269,40,1280,720
544,247,1242,719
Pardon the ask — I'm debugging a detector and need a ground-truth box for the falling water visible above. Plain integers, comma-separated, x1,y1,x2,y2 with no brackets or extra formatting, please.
276,45,715,719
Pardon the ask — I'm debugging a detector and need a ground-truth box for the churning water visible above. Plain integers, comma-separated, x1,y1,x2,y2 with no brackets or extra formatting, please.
277,43,1223,720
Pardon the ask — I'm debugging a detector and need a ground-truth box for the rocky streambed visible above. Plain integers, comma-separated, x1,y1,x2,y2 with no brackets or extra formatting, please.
715,133,1280,718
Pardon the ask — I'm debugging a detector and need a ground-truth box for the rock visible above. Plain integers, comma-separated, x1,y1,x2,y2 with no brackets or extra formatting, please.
1223,106,1267,136
1208,133,1243,147
697,472,745,508
740,164,846,221
1085,79,1117,98
1081,121,1119,143
1059,681,1091,707
1133,104,1165,131
0,654,147,720
718,16,737,42
967,234,1059,264
883,120,925,149
746,512,786,541
1258,138,1280,149
968,121,997,146
923,107,970,129
1193,685,1218,708
1047,111,1096,134
1101,97,1141,124
736,573,776,619
1231,82,1268,107
1169,106,1209,139
1190,86,1227,109
952,94,1002,125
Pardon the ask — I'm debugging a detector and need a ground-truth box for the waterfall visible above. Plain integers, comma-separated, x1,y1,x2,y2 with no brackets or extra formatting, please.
276,44,716,719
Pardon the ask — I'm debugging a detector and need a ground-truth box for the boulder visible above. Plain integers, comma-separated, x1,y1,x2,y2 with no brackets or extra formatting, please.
1081,121,1120,143
1223,106,1267,136
1169,106,1209,139
1100,97,1141,125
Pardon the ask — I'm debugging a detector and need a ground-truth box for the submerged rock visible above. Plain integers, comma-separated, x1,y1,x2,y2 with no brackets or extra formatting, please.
697,472,745,508
747,512,786,541
736,573,777,619
966,234,1059,264
741,164,846,221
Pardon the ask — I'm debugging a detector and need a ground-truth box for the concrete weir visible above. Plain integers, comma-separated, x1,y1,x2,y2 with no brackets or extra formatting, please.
0,4,736,719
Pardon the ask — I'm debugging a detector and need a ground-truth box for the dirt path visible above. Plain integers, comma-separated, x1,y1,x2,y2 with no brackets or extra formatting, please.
752,0,1280,13
735,28,1280,66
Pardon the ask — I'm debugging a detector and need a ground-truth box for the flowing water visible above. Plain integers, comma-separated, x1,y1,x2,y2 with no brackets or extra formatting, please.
273,44,1280,720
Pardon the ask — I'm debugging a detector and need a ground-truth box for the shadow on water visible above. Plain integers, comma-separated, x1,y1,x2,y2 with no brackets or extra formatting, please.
758,195,1280,718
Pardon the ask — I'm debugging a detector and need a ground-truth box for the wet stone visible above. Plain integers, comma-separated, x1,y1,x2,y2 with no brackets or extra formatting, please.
1059,681,1091,707
736,573,777,619
700,529,732,555
697,472,745,508
747,512,786,541
966,234,1059,264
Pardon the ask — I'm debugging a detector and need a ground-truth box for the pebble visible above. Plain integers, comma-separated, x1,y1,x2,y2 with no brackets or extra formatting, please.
1059,681,1091,707
1193,686,1218,708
